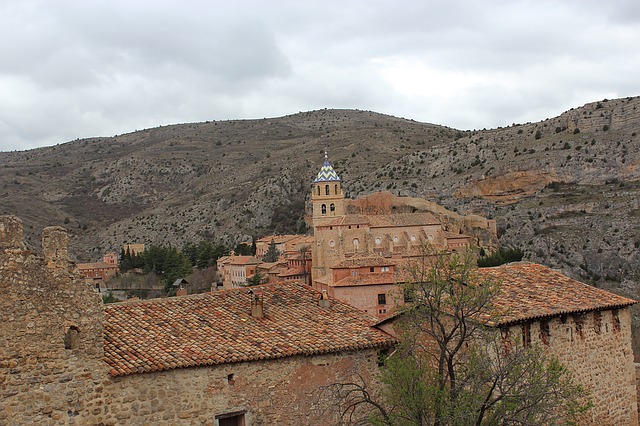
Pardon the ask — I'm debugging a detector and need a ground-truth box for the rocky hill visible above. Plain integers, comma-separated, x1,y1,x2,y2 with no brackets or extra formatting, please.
1,97,639,301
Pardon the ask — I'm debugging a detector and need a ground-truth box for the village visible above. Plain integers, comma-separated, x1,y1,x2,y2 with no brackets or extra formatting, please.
1,154,638,425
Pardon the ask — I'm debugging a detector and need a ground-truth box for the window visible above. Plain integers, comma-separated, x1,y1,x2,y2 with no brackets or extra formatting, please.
321,204,326,214
612,309,621,332
370,267,375,272
216,411,246,426
539,320,550,345
334,184,338,194
353,238,359,247
522,323,531,348
64,326,80,350
351,270,359,277
328,240,335,247
378,293,386,305
381,266,389,272
375,237,381,245
593,311,602,334
325,185,330,195
330,203,335,212
317,185,320,196
393,236,399,243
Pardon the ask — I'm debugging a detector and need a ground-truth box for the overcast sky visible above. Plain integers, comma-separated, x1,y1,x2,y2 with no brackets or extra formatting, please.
1,0,639,152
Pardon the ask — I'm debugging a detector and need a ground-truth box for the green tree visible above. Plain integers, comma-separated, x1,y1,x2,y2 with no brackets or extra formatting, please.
245,269,265,286
234,242,253,256
477,247,524,267
142,245,193,295
263,239,281,262
326,246,589,425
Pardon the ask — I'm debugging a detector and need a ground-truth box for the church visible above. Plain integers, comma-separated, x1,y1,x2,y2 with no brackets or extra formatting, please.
309,152,496,316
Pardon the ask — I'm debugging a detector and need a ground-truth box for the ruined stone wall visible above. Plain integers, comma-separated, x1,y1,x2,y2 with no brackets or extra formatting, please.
507,309,638,425
103,349,381,425
0,216,109,425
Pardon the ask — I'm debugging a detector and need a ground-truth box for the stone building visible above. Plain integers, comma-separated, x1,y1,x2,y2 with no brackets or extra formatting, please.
375,262,638,426
1,215,395,425
483,263,638,425
309,153,495,316
216,255,260,289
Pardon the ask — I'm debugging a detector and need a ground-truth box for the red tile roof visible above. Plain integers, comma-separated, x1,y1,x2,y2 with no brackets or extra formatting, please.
277,267,305,277
104,282,395,376
333,272,397,287
480,263,637,326
77,261,117,270
225,255,259,266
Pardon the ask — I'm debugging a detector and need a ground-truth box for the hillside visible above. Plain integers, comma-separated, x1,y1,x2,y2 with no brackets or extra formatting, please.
1,98,639,301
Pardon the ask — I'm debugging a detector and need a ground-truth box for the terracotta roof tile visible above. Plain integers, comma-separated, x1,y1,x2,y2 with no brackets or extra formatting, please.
480,263,637,325
278,267,305,277
77,262,117,270
224,255,259,266
333,272,397,287
104,282,396,376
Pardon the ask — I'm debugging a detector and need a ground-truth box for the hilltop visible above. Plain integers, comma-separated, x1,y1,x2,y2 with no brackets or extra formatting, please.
1,98,639,301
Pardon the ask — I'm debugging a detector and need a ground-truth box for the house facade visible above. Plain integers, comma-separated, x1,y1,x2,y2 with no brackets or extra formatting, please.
217,255,260,289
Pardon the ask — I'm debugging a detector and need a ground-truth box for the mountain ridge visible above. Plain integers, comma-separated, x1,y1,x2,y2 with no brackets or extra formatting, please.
1,98,638,302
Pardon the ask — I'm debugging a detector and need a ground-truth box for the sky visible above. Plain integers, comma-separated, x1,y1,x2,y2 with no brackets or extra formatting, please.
1,0,639,152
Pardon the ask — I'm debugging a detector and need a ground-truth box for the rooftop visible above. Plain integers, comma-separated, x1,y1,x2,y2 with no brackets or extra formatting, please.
480,263,637,326
104,282,395,376
333,272,397,287
314,157,341,182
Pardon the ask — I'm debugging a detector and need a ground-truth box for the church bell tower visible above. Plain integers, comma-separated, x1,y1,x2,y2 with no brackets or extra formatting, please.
311,151,345,228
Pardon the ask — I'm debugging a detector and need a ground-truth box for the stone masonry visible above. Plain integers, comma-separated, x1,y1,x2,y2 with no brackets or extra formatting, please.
504,310,638,425
0,216,108,425
0,215,387,425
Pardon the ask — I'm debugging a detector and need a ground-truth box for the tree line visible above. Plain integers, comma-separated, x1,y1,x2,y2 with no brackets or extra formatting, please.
118,240,257,295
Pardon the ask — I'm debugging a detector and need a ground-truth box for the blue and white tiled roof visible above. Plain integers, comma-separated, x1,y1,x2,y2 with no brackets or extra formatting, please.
314,152,341,182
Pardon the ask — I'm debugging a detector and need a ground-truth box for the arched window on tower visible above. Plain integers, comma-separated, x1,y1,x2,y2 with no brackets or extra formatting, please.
325,185,330,195
334,184,338,195
330,203,335,213
321,204,327,215
317,185,320,196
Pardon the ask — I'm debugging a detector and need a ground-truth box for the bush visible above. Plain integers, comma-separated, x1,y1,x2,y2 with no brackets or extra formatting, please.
477,247,524,267
573,128,580,134
534,130,542,140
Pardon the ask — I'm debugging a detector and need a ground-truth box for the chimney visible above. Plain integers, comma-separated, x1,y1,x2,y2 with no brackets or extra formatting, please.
319,290,330,308
249,290,264,318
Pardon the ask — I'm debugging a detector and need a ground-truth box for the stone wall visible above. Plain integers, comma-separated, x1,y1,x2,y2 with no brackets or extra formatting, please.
506,309,638,425
104,350,380,425
0,216,109,425
0,215,385,425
